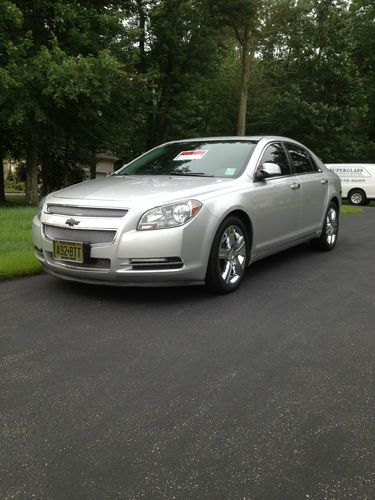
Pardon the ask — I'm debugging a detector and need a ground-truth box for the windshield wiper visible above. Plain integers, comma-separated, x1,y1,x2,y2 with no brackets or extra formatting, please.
170,172,214,177
115,172,152,176
115,172,214,177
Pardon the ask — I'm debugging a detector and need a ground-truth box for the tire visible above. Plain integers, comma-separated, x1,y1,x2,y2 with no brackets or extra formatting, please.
205,216,250,294
348,189,367,206
310,202,339,251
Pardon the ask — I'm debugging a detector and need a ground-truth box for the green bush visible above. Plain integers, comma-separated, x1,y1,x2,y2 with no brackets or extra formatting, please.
4,179,25,192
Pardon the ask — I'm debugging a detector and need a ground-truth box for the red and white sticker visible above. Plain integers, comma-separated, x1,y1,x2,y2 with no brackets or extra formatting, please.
173,150,208,161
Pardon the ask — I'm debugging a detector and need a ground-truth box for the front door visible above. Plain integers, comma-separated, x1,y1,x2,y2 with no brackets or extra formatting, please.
249,142,303,254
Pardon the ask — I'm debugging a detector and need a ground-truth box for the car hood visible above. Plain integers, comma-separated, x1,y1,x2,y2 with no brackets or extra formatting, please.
52,175,235,207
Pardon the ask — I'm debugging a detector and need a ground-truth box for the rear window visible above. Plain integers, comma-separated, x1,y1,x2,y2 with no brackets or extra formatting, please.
116,141,258,178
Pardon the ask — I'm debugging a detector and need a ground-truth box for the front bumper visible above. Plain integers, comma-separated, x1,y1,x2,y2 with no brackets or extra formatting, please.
32,206,216,286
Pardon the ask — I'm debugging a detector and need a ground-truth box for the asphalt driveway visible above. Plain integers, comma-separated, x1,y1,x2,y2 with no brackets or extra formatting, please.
1,209,374,499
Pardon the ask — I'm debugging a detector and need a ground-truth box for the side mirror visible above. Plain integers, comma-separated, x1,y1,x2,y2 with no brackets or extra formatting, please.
256,162,282,179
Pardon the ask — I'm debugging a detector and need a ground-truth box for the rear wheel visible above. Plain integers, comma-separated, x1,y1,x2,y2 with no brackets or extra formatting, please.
205,216,249,294
348,189,367,206
310,202,339,251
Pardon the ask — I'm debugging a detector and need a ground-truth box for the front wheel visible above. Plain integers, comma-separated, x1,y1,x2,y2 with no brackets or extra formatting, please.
205,216,249,294
310,202,339,251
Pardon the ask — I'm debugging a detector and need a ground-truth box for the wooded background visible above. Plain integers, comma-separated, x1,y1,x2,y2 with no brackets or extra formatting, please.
0,0,374,204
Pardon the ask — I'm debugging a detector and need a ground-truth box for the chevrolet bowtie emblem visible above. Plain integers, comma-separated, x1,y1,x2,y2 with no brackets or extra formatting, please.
65,218,80,227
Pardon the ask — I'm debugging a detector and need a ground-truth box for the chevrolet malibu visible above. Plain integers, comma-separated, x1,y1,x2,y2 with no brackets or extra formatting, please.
32,136,341,293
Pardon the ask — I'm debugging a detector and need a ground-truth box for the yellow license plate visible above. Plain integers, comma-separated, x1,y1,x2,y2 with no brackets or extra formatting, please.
53,240,84,263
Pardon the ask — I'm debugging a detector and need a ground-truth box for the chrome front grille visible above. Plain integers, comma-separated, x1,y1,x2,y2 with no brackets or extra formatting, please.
46,204,127,218
44,225,116,245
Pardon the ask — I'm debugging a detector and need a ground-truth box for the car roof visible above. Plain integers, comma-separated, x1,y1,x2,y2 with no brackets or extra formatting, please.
165,136,304,145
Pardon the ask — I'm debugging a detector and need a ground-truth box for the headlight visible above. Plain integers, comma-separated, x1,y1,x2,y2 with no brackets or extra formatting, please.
138,200,202,230
36,196,46,220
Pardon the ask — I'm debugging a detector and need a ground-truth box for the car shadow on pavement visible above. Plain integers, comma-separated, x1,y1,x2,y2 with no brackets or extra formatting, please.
49,242,316,305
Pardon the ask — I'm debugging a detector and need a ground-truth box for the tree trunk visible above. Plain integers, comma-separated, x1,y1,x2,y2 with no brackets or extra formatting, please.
137,0,146,71
25,140,39,205
89,151,97,180
236,39,251,136
40,154,50,196
0,139,5,204
63,143,69,187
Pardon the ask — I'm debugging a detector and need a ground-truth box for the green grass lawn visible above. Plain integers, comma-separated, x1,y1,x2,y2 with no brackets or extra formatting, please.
0,203,42,281
341,204,363,215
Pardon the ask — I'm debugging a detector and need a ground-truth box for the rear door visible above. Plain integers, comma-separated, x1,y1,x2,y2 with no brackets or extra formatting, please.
285,142,328,235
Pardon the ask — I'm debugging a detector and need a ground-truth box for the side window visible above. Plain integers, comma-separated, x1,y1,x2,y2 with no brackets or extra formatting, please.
308,153,322,172
286,143,316,174
259,143,291,176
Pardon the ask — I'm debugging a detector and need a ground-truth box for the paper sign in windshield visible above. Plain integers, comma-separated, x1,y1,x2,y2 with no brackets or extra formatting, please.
173,150,208,161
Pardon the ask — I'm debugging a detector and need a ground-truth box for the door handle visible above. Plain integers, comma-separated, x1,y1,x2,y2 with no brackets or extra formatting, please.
321,179,328,185
291,182,301,190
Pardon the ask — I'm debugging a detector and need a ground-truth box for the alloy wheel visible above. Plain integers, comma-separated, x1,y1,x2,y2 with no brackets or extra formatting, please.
325,207,338,246
218,225,247,284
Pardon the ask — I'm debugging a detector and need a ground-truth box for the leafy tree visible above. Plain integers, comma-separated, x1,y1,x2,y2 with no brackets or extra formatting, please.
1,0,373,204
213,0,263,135
126,0,231,147
248,0,366,161
351,0,375,160
0,1,23,203
2,0,136,204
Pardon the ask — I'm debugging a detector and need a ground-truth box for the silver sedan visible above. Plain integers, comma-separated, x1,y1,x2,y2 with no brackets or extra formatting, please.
32,136,341,293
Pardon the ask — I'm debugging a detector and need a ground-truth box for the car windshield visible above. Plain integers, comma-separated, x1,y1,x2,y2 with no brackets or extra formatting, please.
116,140,258,178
